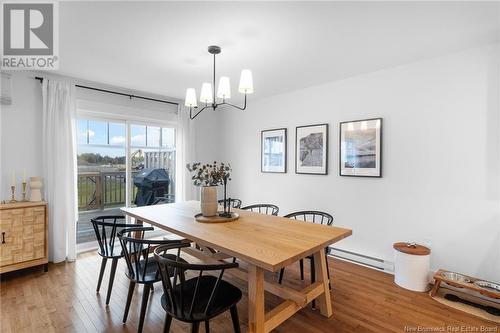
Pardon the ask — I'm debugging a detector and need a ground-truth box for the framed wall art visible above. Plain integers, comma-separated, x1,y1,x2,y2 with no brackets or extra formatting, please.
261,128,287,173
339,118,382,177
295,124,328,175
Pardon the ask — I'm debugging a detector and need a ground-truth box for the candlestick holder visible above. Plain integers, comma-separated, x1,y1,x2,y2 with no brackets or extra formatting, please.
219,176,232,218
9,185,17,203
22,182,27,201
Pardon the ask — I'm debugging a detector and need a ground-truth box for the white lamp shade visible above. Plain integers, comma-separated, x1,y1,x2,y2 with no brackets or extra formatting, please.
217,76,231,99
184,88,197,107
200,83,213,104
238,69,254,94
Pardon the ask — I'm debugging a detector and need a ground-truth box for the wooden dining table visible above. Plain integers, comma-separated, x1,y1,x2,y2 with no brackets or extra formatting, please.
121,201,352,333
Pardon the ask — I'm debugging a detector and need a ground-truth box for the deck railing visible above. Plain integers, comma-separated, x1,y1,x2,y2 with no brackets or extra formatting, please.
78,151,175,211
77,171,132,211
78,172,100,211
79,169,175,211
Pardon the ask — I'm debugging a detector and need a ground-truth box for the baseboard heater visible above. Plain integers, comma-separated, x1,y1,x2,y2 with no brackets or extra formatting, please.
328,247,394,273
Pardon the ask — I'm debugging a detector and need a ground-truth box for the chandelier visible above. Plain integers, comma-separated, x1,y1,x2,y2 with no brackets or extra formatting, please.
184,45,253,120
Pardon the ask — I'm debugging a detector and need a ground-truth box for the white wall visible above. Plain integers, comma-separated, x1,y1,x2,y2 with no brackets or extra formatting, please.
0,72,43,201
214,44,500,281
193,109,222,163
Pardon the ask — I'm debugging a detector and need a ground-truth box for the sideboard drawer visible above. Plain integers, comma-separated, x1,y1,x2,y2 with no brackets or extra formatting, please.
0,202,48,273
0,209,23,266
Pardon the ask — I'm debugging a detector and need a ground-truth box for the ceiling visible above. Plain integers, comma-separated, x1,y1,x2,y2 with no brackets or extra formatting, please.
56,1,500,101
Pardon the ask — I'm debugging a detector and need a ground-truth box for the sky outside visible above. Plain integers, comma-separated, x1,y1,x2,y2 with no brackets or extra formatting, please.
77,119,175,157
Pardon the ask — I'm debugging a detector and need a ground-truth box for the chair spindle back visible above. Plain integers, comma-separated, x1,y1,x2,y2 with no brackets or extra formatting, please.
284,211,334,226
241,204,279,216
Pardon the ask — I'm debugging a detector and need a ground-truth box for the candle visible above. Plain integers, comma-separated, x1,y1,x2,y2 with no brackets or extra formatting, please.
11,171,15,186
23,169,26,183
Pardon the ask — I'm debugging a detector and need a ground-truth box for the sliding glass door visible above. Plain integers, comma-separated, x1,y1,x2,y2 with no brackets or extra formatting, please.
76,118,176,247
76,119,127,244
129,124,176,207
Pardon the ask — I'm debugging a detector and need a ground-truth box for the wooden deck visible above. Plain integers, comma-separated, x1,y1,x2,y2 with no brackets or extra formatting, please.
0,252,495,333
77,208,123,244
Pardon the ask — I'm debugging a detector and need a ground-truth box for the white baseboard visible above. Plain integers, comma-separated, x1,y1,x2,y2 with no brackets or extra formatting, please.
328,246,395,273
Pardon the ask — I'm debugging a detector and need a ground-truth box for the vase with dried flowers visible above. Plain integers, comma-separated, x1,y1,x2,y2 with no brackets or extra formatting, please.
186,161,231,217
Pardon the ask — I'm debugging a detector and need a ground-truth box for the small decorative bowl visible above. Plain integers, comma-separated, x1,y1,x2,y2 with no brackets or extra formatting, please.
474,280,500,293
441,272,471,284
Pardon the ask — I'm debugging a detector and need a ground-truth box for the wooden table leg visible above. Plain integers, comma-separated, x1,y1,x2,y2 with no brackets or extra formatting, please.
313,250,333,317
430,280,441,297
248,264,265,333
133,218,143,239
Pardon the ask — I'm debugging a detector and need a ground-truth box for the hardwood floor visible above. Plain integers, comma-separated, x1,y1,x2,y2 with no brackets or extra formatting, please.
0,251,495,333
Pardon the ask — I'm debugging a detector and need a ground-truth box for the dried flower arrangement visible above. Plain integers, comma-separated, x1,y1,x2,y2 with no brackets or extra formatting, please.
186,161,231,186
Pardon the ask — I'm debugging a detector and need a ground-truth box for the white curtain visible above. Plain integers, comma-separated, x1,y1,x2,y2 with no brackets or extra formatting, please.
175,105,196,201
42,79,77,263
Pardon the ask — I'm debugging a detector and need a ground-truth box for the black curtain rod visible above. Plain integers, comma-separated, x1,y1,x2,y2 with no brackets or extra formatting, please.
34,76,179,106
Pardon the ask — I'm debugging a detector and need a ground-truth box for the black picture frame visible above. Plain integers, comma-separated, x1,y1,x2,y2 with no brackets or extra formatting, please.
261,128,287,173
295,123,329,175
339,118,383,178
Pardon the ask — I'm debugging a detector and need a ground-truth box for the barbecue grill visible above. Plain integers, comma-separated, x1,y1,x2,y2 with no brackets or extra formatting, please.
133,168,172,206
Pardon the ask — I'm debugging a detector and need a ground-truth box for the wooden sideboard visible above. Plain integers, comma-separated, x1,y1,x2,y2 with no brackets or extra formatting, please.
0,201,48,273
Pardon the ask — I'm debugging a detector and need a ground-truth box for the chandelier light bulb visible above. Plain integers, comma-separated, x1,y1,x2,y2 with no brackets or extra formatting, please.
217,76,231,99
184,88,197,107
238,69,254,94
200,83,213,104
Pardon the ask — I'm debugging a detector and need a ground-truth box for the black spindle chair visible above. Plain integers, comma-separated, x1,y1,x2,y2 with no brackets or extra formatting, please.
278,211,334,300
241,203,279,216
118,227,187,333
218,198,242,209
90,215,142,305
154,243,242,333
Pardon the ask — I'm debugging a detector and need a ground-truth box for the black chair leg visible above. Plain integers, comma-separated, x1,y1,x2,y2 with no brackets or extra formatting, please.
310,257,316,310
137,284,152,333
96,257,107,292
204,320,210,333
278,268,284,284
163,313,172,333
191,322,200,333
179,270,186,285
123,280,136,323
105,258,118,305
299,259,304,280
230,305,241,333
